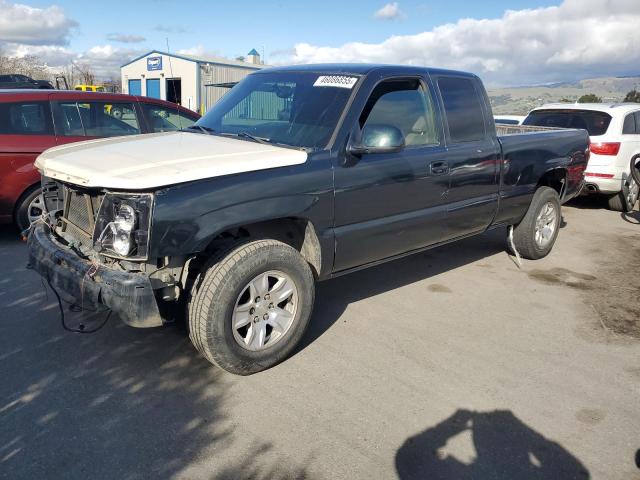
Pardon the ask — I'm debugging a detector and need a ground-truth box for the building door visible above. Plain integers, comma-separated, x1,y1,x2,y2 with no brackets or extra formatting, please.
146,79,161,99
128,79,141,96
166,78,181,105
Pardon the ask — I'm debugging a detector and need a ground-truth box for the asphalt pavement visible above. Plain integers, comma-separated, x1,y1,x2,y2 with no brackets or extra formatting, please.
1,197,639,479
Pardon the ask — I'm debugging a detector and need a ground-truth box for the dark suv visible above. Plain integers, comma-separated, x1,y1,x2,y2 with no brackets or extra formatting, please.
0,90,199,230
0,74,54,90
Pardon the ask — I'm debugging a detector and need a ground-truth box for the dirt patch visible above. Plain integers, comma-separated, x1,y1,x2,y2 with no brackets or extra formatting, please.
580,234,640,339
575,408,606,425
528,238,640,340
475,263,493,269
428,284,452,293
528,268,597,289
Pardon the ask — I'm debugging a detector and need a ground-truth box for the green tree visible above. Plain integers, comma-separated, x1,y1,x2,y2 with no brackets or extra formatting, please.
623,90,640,103
577,93,602,103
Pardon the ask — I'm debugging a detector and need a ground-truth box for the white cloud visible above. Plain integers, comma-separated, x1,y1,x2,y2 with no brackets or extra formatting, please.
106,33,146,44
0,0,77,45
76,44,143,80
154,24,188,34
1,43,75,67
287,0,640,86
177,45,222,59
374,2,404,20
2,40,140,80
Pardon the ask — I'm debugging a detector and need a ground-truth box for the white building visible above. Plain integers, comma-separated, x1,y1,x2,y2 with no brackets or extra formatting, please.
120,49,264,113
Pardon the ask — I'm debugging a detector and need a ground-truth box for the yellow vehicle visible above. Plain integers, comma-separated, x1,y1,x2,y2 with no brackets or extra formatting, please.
73,85,124,118
73,84,105,92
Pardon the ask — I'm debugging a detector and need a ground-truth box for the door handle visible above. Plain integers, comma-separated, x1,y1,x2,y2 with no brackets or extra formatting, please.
430,161,449,176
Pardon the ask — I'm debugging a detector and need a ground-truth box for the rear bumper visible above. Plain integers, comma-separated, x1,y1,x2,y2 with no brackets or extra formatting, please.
28,223,163,328
584,163,626,194
583,174,623,194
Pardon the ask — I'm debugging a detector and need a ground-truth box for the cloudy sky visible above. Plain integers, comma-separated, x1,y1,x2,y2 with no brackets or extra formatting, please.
1,0,639,86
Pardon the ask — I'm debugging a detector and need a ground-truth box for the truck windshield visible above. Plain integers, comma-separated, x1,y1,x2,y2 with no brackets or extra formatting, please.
523,109,612,136
195,72,359,149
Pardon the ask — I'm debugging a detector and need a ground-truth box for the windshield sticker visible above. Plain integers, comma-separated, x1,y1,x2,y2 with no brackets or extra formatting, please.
313,75,358,89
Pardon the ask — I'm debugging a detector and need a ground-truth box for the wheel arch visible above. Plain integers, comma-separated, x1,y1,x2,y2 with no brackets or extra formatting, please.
196,216,324,279
537,167,567,198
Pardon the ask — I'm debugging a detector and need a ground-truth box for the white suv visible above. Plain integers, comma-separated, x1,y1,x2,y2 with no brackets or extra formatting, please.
523,103,640,212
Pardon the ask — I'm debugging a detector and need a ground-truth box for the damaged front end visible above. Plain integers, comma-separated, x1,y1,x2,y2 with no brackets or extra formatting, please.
28,178,181,328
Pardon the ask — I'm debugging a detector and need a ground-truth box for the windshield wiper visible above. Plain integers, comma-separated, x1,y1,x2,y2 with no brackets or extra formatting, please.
182,125,216,135
235,131,272,145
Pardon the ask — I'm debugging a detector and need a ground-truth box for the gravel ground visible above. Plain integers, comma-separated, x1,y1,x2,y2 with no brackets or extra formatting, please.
0,197,639,479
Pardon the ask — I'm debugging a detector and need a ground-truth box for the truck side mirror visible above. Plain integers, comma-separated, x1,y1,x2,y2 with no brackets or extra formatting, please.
347,124,405,157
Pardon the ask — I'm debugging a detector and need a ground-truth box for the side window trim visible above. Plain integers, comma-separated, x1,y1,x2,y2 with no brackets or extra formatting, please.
622,112,636,135
356,75,443,149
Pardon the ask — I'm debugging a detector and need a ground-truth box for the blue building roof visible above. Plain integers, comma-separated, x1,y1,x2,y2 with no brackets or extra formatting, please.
247,49,260,56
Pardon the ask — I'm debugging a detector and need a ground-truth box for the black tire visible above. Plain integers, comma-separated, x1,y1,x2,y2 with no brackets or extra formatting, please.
510,186,561,260
111,107,123,120
14,185,42,232
188,239,315,375
607,174,638,212
631,157,640,185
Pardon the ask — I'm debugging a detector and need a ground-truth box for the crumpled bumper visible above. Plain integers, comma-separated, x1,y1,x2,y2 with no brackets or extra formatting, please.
27,223,163,328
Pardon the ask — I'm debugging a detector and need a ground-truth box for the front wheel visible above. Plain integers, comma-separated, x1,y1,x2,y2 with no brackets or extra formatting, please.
510,186,561,260
188,240,315,375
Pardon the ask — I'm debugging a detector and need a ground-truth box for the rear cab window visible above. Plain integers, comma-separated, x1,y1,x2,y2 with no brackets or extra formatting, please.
437,76,487,143
0,102,53,135
52,101,140,137
523,109,612,136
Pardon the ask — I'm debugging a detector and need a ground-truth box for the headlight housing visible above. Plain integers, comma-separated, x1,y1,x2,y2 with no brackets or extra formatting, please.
93,193,153,260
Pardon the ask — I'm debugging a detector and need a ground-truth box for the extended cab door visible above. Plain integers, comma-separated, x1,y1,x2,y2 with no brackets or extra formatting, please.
433,75,501,239
333,75,449,272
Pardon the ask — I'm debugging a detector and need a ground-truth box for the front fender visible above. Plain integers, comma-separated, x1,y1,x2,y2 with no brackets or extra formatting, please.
148,158,335,269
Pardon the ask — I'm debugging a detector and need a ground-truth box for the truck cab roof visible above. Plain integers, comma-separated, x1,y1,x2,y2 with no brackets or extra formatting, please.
255,63,480,79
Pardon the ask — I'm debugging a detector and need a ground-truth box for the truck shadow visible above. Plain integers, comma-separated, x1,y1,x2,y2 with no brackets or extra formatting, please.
395,409,590,480
565,196,607,210
0,226,316,479
0,227,226,479
302,227,509,351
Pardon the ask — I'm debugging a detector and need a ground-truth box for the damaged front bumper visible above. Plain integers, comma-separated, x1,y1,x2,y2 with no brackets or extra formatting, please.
28,223,163,328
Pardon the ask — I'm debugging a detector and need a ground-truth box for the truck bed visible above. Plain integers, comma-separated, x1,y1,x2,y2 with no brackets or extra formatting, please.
492,127,589,225
495,124,564,135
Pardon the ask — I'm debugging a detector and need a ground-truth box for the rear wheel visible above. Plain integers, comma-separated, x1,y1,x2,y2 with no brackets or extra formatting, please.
510,186,561,260
188,239,315,375
630,156,640,190
607,175,638,212
15,186,44,232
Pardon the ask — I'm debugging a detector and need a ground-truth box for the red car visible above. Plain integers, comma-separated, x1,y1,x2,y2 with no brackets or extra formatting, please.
0,90,199,230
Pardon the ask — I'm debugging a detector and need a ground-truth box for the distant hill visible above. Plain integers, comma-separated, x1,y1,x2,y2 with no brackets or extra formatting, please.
488,76,640,115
